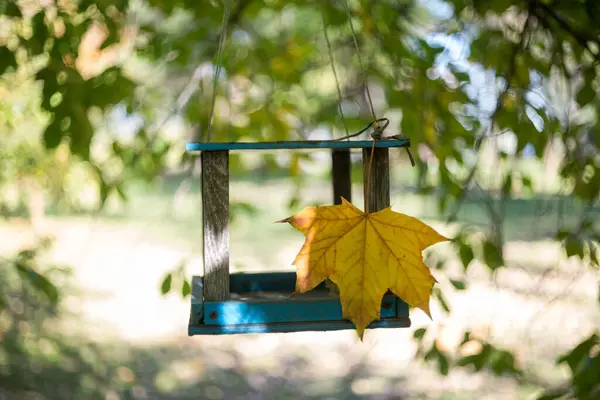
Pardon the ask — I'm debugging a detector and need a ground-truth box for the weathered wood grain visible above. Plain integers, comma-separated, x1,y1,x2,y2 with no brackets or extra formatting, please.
201,150,230,301
331,149,352,205
362,147,390,213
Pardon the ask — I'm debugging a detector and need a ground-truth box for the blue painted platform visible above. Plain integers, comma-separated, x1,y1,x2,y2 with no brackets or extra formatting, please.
188,272,411,335
185,139,410,152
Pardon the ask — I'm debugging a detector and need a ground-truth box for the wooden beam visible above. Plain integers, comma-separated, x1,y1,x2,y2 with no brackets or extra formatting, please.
331,149,352,205
362,147,390,213
186,138,410,152
201,150,230,301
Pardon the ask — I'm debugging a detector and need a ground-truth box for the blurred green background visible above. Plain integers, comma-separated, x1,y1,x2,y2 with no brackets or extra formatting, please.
1,0,599,399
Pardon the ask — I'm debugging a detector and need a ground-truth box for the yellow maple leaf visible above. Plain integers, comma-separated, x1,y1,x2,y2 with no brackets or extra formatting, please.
278,197,449,339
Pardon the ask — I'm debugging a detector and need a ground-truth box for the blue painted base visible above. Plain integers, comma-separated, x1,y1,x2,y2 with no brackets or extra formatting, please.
188,272,411,335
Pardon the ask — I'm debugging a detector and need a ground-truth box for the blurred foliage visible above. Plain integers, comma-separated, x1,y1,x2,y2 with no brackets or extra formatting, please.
0,241,245,399
0,239,127,398
1,0,600,398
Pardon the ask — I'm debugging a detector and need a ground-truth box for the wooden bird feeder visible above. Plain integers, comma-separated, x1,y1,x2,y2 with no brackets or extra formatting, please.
185,137,413,335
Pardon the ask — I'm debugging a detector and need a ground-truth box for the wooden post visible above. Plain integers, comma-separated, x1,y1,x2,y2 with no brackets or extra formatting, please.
362,148,390,212
331,149,352,205
201,150,230,301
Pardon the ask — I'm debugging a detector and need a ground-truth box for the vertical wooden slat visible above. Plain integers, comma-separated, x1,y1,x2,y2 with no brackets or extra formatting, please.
201,150,230,301
362,147,390,213
331,149,352,205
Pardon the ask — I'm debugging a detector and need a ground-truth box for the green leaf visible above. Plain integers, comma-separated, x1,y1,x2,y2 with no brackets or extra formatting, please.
515,54,530,87
181,279,191,298
0,46,17,75
27,11,48,54
502,173,512,195
424,344,439,362
483,240,503,270
37,68,62,111
450,279,467,290
489,349,520,376
557,334,599,375
437,351,450,376
577,84,596,105
453,71,470,82
457,343,493,371
521,175,533,192
459,244,475,271
43,117,64,149
586,241,599,268
88,68,135,108
99,180,110,208
572,352,600,396
2,2,22,17
577,68,597,105
565,234,585,259
114,183,128,202
15,261,59,305
10,4,22,17
69,104,93,159
473,0,513,14
160,273,172,295
433,287,451,313
31,270,59,305
413,327,427,340
102,18,121,49
288,196,300,210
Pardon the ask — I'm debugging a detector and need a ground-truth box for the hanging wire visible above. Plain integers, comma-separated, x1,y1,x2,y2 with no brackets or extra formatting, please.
205,0,231,142
341,0,415,167
334,117,389,140
342,0,378,124
320,1,350,140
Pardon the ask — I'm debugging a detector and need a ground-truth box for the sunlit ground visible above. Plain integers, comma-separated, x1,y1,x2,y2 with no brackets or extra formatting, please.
2,176,598,399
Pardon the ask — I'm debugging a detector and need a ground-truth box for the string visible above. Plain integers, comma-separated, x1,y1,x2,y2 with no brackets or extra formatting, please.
338,3,417,168
342,0,378,124
340,1,382,211
206,0,231,142
334,118,389,141
320,1,350,140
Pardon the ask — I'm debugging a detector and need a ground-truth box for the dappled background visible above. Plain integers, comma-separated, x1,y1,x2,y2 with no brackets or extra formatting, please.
1,0,599,399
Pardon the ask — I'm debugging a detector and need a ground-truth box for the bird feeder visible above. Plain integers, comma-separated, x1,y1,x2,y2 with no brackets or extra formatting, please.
186,137,413,335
